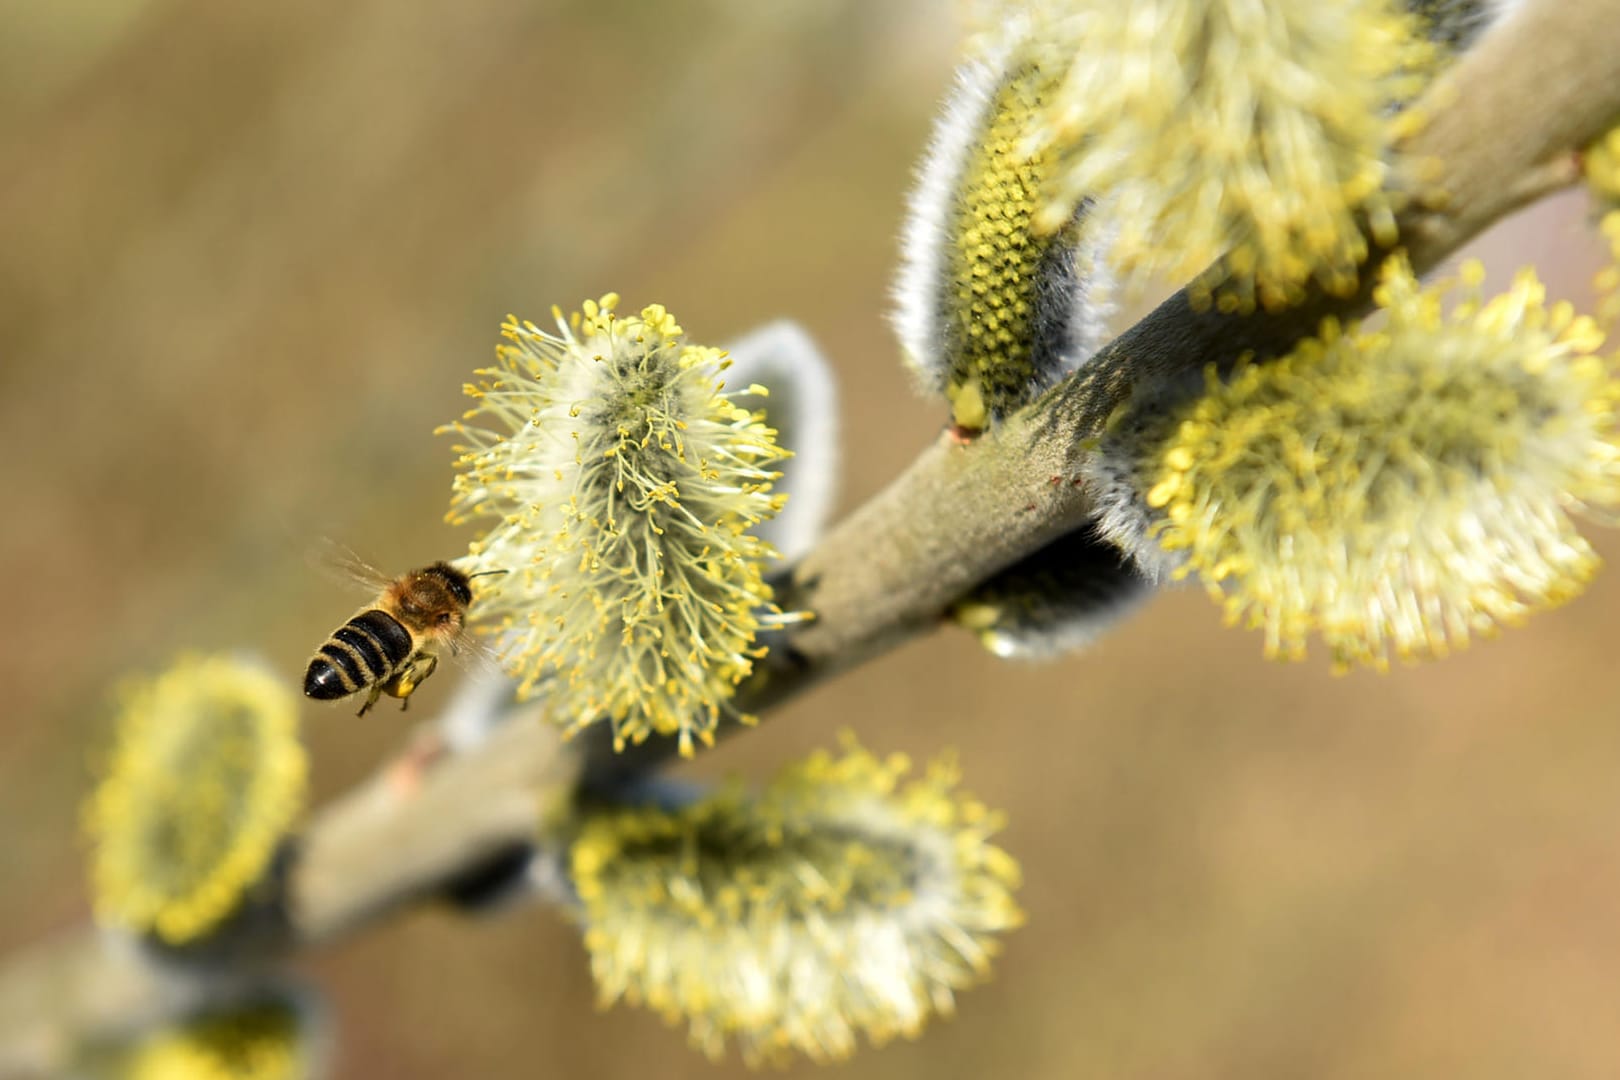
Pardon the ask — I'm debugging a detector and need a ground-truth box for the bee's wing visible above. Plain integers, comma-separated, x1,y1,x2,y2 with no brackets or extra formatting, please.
306,538,396,595
447,631,504,669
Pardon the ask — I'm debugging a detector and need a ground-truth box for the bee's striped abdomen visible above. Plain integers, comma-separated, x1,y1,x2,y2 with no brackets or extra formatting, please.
303,608,414,701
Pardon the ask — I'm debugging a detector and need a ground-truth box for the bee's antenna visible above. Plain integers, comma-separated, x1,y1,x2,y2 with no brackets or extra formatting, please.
468,569,511,579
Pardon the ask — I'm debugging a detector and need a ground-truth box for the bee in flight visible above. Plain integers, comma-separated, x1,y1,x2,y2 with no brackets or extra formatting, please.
304,559,491,716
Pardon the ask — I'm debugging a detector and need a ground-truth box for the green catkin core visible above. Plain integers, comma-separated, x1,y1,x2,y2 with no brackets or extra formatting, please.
944,67,1069,431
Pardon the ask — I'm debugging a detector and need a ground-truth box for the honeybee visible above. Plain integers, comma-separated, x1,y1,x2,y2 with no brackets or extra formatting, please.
304,559,483,716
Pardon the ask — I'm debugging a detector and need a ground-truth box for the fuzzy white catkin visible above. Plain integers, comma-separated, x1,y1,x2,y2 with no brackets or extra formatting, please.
722,321,840,564
951,527,1154,660
892,18,1113,429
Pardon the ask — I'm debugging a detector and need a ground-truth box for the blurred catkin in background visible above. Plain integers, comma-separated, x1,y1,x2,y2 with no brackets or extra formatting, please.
6,3,1620,1078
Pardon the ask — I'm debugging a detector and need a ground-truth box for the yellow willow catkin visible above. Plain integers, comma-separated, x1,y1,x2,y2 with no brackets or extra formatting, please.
85,654,306,945
893,24,1113,431
1127,255,1620,669
442,296,794,757
1584,125,1620,327
570,739,1024,1064
115,997,312,1080
977,0,1431,312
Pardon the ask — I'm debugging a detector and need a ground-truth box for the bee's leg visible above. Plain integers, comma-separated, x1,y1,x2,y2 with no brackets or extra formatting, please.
357,682,386,717
388,654,440,711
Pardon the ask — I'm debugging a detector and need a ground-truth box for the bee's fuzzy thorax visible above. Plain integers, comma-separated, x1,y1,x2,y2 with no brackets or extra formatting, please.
386,566,471,636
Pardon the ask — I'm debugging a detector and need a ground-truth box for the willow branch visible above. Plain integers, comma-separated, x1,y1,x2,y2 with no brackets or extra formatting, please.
804,0,1610,654
2,1,1617,1073
590,0,1612,780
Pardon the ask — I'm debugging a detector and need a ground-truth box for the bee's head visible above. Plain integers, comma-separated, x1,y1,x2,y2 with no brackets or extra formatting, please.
421,562,474,607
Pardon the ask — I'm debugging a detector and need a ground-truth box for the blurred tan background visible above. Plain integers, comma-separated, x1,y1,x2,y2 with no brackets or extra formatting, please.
4,3,1620,1077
